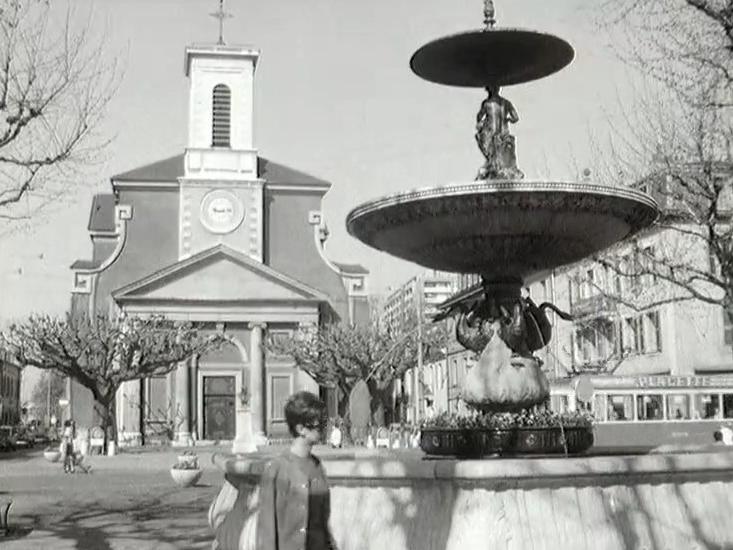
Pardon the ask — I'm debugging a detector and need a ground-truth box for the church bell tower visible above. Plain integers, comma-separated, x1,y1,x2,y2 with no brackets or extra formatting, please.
178,2,264,261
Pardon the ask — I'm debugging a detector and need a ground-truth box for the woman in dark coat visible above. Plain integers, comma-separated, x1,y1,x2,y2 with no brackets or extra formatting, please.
256,391,338,550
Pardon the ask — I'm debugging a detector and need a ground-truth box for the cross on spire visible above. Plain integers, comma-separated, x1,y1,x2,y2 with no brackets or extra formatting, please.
210,0,233,46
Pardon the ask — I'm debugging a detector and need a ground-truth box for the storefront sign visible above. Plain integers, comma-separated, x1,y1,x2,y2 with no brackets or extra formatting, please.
636,375,733,389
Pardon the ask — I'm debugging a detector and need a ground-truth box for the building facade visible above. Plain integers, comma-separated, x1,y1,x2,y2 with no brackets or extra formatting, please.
0,350,21,425
376,270,458,422
379,271,458,334
68,41,367,450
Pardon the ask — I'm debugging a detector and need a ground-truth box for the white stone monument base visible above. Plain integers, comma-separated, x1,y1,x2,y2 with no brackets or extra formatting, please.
209,447,733,550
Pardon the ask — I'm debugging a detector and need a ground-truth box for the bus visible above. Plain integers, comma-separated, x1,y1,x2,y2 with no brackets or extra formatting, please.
550,374,733,449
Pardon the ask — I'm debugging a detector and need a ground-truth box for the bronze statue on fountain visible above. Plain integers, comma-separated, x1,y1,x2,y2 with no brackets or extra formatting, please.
450,281,572,413
475,85,523,181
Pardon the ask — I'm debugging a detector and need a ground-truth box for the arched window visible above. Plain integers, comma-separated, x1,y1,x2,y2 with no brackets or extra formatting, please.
211,84,231,147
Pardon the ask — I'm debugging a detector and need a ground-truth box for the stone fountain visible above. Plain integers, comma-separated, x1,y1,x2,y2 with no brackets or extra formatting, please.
210,4,733,548
345,0,657,455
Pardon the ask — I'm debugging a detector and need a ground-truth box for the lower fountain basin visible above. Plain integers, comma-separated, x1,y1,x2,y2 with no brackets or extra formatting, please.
346,180,659,278
210,448,733,550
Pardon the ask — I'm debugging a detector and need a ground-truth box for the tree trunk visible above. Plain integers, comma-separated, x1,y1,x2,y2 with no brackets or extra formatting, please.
336,388,353,445
94,395,117,452
367,379,394,428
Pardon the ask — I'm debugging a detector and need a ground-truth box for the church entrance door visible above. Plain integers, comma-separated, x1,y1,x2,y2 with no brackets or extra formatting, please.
203,376,236,440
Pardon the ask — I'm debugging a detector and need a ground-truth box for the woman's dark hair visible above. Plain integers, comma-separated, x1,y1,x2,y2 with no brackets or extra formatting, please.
714,430,723,442
284,391,327,437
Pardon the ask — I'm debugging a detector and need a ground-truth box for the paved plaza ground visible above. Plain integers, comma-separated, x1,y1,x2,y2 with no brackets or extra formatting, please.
0,447,226,549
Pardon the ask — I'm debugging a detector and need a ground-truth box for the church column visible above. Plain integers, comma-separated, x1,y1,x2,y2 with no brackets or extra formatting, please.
119,380,142,447
232,322,267,453
173,358,192,446
250,322,267,440
190,354,199,441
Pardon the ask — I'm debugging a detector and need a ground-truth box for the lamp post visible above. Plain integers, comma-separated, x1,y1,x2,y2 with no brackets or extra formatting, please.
46,374,51,427
413,276,424,423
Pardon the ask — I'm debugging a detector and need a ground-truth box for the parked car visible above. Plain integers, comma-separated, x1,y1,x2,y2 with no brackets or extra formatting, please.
12,426,33,449
0,426,16,452
32,432,50,446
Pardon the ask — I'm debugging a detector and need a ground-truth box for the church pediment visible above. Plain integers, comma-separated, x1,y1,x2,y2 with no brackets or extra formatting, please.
112,245,329,303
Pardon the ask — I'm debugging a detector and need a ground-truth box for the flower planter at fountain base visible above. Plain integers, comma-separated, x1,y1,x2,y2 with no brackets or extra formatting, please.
420,428,514,457
419,426,593,457
512,426,594,454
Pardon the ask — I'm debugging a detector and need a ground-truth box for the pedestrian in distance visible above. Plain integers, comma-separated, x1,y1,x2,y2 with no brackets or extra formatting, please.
328,417,343,449
61,420,76,474
257,390,338,550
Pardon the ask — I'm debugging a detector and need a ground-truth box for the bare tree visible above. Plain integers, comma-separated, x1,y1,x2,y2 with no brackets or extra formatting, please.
583,1,733,328
266,320,449,427
1,314,223,448
28,369,65,425
0,0,119,226
600,0,732,104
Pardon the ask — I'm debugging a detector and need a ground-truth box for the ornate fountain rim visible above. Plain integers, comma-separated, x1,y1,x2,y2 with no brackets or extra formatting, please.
346,180,660,228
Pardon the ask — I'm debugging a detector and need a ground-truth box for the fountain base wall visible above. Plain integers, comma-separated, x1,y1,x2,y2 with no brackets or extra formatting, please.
209,449,733,550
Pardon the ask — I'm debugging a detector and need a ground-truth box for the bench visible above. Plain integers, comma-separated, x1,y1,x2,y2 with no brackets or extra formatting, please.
89,426,105,455
375,427,390,448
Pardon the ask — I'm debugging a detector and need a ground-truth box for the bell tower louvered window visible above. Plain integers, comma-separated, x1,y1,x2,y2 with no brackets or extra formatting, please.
212,84,231,147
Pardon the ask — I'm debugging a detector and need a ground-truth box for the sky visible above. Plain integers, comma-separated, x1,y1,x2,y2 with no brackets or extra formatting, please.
0,0,637,322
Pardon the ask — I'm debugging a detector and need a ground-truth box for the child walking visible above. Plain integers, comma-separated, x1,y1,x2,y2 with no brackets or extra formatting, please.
257,391,338,550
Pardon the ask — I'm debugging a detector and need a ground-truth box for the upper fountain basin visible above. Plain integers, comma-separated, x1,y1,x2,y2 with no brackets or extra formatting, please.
346,180,659,280
410,28,574,87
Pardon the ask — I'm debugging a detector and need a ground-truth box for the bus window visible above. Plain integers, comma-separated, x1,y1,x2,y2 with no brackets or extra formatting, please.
723,394,733,419
665,394,690,420
692,394,720,419
550,394,569,413
607,394,633,421
636,394,664,421
577,400,593,414
594,394,607,421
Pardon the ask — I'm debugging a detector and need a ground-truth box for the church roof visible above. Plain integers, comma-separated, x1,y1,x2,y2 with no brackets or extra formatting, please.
88,194,116,233
112,153,332,188
333,262,369,275
112,244,331,303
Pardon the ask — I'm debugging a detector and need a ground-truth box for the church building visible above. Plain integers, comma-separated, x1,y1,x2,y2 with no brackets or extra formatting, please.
68,37,368,450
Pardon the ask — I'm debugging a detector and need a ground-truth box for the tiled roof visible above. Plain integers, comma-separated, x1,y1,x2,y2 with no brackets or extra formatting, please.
112,153,331,187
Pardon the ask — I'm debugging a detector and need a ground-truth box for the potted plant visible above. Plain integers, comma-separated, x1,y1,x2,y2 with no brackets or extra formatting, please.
43,445,61,462
170,450,202,487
